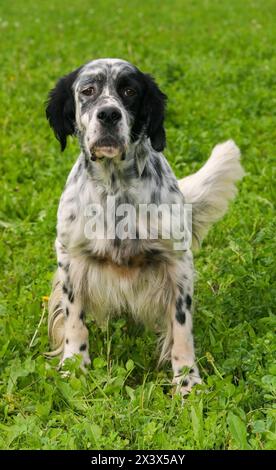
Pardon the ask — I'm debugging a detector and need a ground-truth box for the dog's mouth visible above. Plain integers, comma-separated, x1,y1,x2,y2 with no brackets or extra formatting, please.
90,136,126,161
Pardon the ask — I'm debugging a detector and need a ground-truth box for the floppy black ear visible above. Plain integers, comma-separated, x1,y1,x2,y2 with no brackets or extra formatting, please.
46,67,81,151
143,74,167,152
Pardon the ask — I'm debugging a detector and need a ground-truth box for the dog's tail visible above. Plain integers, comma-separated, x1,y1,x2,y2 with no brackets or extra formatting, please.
178,140,244,249
45,271,65,358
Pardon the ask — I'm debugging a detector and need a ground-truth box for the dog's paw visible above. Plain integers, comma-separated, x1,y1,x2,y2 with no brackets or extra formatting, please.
59,350,91,373
81,355,91,372
172,366,202,396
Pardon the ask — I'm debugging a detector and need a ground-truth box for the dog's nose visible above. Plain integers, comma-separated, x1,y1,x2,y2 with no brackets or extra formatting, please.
97,106,122,126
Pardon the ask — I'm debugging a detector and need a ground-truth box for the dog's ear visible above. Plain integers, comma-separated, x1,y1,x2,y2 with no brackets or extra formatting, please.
143,74,167,152
46,67,81,151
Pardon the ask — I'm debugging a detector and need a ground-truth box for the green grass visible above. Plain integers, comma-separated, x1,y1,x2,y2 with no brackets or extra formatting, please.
0,0,275,450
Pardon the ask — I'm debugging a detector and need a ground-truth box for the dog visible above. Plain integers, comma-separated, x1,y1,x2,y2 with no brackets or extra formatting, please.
45,58,244,395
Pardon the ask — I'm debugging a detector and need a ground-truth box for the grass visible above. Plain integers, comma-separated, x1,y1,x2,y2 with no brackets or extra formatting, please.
0,0,275,450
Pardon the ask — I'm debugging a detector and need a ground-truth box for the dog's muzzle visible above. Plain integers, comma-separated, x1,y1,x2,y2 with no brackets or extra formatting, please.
90,136,126,160
90,105,126,160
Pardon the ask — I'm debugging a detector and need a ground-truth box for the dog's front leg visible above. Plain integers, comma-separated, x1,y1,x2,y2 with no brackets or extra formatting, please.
171,283,201,395
56,240,91,368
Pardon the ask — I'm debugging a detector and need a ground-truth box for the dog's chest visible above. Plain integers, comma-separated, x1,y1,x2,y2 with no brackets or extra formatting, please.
57,164,189,325
58,170,173,258
80,244,179,327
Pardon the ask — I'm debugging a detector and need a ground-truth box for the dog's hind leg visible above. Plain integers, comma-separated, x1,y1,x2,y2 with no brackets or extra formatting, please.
47,271,65,357
47,241,91,368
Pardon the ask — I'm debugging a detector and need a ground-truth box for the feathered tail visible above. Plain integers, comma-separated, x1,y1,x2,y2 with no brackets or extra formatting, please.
178,140,244,249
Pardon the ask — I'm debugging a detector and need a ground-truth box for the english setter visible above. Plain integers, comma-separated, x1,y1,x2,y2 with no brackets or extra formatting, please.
45,58,244,394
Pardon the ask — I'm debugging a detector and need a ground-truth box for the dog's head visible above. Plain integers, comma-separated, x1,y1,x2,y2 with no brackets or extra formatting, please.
46,59,167,161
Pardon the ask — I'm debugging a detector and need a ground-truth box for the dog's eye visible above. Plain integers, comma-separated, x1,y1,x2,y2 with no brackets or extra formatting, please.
123,88,136,97
81,86,96,96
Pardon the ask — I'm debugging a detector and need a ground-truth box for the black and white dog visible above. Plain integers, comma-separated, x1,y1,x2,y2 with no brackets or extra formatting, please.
46,58,244,394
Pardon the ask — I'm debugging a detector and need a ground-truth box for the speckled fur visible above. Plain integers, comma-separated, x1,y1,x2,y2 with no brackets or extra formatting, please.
45,59,243,394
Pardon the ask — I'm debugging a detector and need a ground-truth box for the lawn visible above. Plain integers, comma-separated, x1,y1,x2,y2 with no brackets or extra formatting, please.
0,0,275,450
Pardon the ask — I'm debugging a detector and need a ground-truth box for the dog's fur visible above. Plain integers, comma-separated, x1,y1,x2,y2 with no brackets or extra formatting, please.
45,58,244,394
